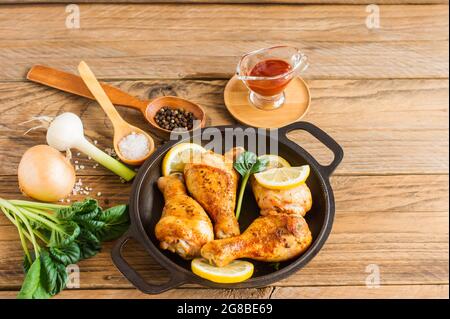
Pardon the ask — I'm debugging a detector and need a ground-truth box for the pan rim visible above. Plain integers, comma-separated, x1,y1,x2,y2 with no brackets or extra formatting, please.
128,124,336,288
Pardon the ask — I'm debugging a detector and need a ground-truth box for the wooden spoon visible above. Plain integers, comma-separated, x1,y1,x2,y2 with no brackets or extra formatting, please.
77,61,154,166
26,65,206,138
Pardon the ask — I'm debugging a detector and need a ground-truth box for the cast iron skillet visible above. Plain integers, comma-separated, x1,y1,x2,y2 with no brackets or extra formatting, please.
111,121,343,294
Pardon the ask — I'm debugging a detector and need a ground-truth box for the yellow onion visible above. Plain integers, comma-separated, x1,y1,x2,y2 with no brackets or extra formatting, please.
18,145,75,202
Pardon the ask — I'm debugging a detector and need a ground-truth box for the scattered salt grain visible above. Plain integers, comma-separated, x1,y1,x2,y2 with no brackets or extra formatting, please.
72,179,83,195
118,132,150,160
94,140,98,145
105,147,119,160
97,192,102,197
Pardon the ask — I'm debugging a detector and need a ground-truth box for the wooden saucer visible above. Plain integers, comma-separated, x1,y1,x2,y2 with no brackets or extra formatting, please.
224,75,311,128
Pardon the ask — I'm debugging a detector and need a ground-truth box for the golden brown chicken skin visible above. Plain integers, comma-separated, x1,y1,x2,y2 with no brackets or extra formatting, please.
251,178,312,216
184,149,241,239
155,174,214,260
200,213,312,267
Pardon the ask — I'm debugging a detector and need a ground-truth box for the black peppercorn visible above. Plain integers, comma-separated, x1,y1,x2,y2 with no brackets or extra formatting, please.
155,107,197,131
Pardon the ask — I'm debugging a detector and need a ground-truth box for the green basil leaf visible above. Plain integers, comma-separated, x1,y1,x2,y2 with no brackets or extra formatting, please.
71,198,99,214
79,219,106,232
39,251,57,295
233,151,268,220
50,243,81,266
31,284,52,299
17,252,59,299
78,228,100,245
40,250,68,296
251,157,269,174
17,257,41,299
78,241,101,260
57,199,100,221
234,152,258,176
52,262,69,296
77,229,101,259
50,221,80,247
93,205,130,242
72,207,102,222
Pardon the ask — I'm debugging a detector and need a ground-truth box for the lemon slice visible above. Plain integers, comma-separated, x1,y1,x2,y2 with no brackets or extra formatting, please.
162,143,206,176
258,154,291,170
191,258,254,284
254,165,310,190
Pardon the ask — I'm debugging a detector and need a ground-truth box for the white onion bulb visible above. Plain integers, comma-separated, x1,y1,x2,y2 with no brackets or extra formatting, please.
18,145,75,202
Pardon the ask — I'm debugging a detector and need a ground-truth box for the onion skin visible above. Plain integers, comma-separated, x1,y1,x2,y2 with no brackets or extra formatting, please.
18,145,76,202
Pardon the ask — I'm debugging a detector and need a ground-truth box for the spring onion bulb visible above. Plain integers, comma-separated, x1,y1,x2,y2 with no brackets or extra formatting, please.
46,113,136,181
18,145,76,202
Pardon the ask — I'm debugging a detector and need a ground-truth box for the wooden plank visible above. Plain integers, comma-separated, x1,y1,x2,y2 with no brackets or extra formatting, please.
1,1,448,5
0,173,447,289
0,79,448,175
271,285,449,298
0,285,448,299
0,287,273,299
0,174,448,215
0,4,448,81
0,213,447,289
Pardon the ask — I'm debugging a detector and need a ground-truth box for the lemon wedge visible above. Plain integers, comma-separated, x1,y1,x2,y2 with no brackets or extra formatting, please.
191,258,254,284
254,165,310,190
162,143,206,176
258,154,291,170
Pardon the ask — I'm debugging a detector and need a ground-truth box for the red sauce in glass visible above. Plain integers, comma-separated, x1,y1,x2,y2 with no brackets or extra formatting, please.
247,59,292,96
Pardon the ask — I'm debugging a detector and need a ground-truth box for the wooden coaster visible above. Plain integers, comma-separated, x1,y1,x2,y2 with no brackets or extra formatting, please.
224,75,311,128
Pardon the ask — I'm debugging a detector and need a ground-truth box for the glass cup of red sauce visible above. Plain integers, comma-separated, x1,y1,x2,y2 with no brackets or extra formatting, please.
236,46,309,110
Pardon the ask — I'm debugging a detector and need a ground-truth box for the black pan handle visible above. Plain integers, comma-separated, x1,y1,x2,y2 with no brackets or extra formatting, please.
279,121,344,176
111,227,187,294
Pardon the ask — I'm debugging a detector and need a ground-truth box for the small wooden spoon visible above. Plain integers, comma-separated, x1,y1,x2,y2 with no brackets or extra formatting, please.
77,61,154,166
27,65,206,138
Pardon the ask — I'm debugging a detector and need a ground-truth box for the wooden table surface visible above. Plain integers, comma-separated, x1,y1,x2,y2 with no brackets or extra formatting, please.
0,0,448,299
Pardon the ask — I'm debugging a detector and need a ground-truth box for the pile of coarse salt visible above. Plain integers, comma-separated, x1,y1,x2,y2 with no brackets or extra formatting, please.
118,132,150,160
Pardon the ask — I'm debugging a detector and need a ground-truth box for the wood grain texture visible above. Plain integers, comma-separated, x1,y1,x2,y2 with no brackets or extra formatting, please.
0,285,448,299
0,287,274,299
0,175,447,290
0,174,448,214
1,1,449,4
0,4,448,81
0,79,447,175
0,212,447,289
271,285,449,298
0,0,448,300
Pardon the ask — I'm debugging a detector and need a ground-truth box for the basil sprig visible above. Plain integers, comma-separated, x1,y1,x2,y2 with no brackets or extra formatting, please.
233,151,268,219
